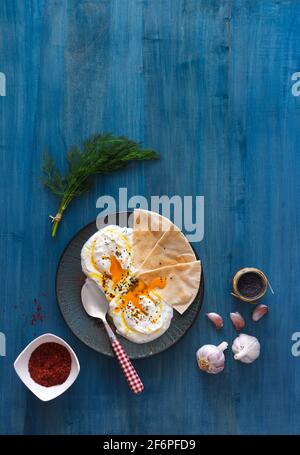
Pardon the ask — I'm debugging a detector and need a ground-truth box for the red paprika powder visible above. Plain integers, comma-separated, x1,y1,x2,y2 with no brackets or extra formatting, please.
28,342,71,387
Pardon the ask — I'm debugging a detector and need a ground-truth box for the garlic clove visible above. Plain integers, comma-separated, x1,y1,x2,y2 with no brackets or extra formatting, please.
230,312,245,330
252,304,269,322
206,312,223,329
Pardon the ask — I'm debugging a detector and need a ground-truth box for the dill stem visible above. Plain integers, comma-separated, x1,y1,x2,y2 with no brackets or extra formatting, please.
51,217,61,237
51,197,69,237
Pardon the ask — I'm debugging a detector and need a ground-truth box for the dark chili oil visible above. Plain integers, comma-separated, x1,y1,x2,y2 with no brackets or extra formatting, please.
237,272,264,298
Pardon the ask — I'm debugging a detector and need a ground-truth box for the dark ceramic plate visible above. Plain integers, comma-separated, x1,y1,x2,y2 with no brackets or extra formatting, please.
56,212,204,359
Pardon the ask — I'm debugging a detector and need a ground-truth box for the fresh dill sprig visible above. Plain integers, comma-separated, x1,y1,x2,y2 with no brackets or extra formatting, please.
42,133,159,237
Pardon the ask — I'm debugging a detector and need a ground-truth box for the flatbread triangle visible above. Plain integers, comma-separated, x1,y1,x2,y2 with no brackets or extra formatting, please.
137,228,196,273
132,209,178,269
137,260,201,314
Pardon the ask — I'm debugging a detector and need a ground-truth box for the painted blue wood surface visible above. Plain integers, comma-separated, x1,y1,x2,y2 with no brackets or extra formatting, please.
1,0,300,435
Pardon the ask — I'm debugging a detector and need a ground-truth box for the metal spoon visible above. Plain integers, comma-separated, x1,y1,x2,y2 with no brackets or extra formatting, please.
81,279,144,394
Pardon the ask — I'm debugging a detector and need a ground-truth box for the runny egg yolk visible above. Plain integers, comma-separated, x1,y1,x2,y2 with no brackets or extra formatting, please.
115,277,166,314
90,240,127,285
109,255,127,283
147,277,167,291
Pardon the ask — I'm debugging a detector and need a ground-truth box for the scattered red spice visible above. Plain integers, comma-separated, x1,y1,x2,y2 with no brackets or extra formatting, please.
28,342,71,387
31,298,44,325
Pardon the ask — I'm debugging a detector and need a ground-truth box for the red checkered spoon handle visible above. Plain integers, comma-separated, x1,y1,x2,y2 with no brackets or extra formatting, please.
111,340,144,394
103,319,144,394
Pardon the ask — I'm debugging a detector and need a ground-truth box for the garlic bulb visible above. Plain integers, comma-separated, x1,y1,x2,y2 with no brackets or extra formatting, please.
196,342,228,374
232,334,260,363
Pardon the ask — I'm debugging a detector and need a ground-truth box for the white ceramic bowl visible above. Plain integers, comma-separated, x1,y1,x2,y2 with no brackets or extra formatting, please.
14,333,80,401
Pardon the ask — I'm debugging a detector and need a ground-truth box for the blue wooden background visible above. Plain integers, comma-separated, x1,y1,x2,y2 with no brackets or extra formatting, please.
1,0,300,435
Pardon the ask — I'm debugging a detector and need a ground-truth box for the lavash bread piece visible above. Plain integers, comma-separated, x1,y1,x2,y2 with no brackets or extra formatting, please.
136,260,201,314
137,229,196,273
132,209,178,269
